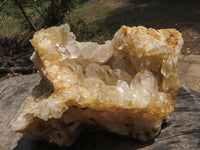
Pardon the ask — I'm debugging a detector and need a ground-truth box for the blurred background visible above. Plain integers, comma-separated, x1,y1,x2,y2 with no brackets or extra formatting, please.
0,1,200,149
0,0,200,79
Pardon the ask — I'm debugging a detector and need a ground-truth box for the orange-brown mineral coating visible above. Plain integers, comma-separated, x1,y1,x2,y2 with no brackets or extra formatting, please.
115,25,183,58
160,29,181,48
146,28,161,40
145,28,182,49
146,28,181,49
11,24,183,145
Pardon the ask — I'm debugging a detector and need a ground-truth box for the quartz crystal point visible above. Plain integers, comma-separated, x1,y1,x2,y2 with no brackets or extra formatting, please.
11,24,183,146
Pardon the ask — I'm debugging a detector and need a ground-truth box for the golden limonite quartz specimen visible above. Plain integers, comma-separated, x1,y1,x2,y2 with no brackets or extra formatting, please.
11,24,183,146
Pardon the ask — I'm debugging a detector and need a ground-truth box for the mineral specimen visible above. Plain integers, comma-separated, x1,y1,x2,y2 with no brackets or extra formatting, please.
11,24,183,146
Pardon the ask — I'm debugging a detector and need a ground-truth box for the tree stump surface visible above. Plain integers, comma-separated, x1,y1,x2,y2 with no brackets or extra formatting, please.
0,74,200,150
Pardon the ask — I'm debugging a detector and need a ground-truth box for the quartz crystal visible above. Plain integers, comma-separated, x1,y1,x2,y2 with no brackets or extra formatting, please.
11,24,183,146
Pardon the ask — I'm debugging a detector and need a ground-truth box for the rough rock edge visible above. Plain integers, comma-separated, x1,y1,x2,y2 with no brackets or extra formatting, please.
11,24,183,146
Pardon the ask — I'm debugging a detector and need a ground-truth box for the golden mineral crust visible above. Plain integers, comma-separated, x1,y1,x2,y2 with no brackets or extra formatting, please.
11,24,183,146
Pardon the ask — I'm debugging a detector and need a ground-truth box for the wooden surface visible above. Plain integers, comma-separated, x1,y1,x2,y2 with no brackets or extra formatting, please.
0,74,200,150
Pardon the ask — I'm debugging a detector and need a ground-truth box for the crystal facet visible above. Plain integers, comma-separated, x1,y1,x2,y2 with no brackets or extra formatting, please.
11,24,183,146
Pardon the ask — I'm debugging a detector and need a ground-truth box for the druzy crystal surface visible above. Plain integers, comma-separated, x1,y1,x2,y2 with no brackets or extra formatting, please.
11,24,183,146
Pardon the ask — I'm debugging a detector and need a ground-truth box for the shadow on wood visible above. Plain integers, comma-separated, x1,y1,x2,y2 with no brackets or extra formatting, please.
0,74,200,150
13,131,155,150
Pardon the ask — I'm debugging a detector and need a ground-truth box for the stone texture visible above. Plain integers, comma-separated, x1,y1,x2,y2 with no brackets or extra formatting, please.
179,55,200,92
11,24,183,146
0,74,41,150
182,55,200,63
186,64,200,76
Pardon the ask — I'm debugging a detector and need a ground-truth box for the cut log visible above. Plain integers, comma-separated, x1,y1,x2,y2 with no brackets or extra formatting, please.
0,74,199,150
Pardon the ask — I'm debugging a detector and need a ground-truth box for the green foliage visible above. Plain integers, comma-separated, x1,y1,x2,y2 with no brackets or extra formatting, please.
0,0,85,57
0,0,28,36
65,16,100,41
0,0,83,36
28,0,81,28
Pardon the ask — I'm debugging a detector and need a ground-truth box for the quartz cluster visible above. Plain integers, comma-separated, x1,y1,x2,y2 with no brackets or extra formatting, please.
11,24,183,146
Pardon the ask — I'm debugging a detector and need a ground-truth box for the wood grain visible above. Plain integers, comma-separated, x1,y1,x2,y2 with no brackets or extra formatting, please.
0,74,199,150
